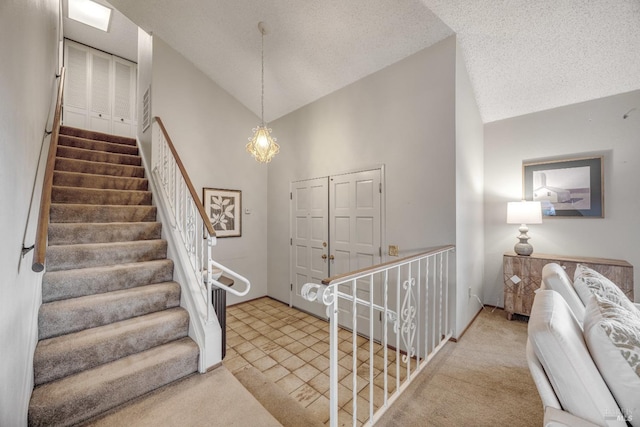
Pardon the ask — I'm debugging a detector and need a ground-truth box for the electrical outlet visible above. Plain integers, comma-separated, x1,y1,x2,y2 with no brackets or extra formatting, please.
389,245,399,257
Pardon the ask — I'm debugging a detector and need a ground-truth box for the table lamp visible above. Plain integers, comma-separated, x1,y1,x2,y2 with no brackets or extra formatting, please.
507,200,542,256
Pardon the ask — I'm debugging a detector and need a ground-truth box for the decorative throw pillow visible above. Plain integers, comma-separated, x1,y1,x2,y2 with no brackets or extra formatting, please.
584,293,640,427
573,264,639,317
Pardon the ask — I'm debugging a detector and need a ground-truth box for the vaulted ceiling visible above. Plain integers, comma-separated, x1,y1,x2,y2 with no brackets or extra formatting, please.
67,0,640,123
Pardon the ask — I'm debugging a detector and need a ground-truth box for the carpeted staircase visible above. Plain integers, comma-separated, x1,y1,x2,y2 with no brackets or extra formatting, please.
28,126,199,426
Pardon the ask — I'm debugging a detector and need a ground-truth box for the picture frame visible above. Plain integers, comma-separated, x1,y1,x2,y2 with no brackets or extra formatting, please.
523,156,603,218
203,188,242,237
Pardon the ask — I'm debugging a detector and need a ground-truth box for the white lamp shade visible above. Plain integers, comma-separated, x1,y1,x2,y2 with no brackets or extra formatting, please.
507,201,542,224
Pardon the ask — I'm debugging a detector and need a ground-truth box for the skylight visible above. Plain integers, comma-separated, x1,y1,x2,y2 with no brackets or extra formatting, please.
68,0,112,32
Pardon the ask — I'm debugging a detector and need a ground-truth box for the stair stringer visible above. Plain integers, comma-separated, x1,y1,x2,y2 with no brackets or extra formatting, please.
137,139,222,372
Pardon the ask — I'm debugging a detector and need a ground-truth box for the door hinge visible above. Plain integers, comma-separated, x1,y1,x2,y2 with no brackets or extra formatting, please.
379,312,382,321
379,183,382,194
290,192,293,200
290,283,293,291
290,238,293,246
379,247,382,257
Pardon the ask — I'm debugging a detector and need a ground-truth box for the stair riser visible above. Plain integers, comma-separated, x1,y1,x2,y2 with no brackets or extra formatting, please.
60,126,137,147
57,145,141,166
48,222,162,245
55,157,145,178
58,135,139,156
51,186,152,206
53,171,148,191
28,338,198,427
42,260,174,303
46,240,168,272
34,308,189,385
50,204,157,223
38,282,181,339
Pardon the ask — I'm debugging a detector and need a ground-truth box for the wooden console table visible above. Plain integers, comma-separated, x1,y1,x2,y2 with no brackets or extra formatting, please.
503,252,633,320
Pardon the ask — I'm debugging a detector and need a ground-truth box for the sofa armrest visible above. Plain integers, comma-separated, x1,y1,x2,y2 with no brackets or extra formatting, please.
544,407,602,427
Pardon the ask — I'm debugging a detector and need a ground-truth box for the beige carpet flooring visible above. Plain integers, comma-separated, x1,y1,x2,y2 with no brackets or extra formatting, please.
84,297,543,426
82,365,281,427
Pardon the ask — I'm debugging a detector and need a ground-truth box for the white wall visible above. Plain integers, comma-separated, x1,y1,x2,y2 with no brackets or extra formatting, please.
0,0,60,424
150,37,268,305
454,41,484,335
484,90,640,305
267,37,458,322
136,28,153,157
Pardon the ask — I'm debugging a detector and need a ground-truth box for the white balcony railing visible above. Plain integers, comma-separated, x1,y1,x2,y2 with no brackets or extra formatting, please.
303,245,455,426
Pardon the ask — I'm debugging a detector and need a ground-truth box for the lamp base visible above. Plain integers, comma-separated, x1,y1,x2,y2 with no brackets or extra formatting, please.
514,224,534,256
514,241,533,256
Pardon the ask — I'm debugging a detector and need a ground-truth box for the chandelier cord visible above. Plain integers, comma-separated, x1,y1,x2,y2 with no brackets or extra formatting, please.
261,26,265,125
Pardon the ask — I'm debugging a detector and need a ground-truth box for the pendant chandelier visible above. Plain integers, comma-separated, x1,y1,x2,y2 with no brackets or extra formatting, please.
246,22,280,163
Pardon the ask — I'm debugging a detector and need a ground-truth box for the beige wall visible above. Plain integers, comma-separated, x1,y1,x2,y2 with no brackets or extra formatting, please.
267,37,467,332
0,0,61,424
149,37,268,305
484,89,640,305
454,40,485,335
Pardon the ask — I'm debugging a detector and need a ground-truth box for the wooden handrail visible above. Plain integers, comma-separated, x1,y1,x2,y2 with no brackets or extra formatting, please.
321,244,455,285
153,117,216,237
32,68,66,272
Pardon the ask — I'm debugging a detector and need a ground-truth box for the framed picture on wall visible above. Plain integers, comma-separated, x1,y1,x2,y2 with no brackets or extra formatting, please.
203,188,242,237
523,156,603,217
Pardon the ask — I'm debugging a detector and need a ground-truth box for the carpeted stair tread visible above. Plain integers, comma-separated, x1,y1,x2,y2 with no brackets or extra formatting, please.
38,281,181,340
60,125,137,147
51,186,152,206
28,337,198,427
55,157,145,178
53,170,148,191
34,308,190,385
48,222,162,245
46,239,167,272
42,259,174,302
58,134,139,156
57,145,141,166
50,204,157,223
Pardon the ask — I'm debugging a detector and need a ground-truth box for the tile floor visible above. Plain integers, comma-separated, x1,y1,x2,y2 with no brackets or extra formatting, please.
223,297,415,426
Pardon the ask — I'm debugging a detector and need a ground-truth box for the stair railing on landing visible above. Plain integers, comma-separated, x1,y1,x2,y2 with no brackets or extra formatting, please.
303,245,455,427
151,117,250,326
32,67,65,273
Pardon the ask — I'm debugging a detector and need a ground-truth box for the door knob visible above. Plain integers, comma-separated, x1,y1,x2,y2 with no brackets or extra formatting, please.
329,255,335,261
322,254,327,260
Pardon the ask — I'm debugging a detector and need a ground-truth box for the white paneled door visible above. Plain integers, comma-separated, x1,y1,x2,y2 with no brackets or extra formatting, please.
290,169,382,334
290,178,330,317
330,169,382,339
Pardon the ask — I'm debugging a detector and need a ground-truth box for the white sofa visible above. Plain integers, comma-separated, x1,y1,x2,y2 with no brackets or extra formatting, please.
527,263,640,427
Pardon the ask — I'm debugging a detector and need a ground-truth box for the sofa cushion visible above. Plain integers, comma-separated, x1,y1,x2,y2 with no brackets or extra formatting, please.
584,293,640,427
573,264,637,314
542,263,585,324
528,290,625,426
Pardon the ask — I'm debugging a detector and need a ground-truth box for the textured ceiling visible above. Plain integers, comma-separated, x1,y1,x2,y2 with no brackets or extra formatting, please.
76,0,640,123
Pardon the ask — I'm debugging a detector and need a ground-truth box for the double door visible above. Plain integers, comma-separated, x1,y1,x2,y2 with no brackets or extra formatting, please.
291,169,383,336
63,40,137,137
